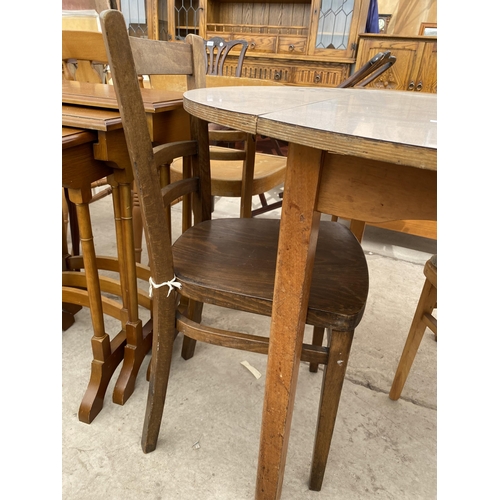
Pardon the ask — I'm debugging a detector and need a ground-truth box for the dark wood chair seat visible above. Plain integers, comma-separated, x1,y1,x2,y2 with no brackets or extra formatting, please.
174,218,367,330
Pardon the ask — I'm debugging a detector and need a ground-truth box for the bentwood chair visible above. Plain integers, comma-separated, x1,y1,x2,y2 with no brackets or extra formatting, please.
101,8,369,492
167,37,287,220
205,36,248,77
389,255,437,400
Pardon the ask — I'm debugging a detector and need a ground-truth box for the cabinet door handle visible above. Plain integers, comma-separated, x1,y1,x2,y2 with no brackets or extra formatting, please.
250,42,256,49
288,45,295,51
416,81,423,91
408,80,415,91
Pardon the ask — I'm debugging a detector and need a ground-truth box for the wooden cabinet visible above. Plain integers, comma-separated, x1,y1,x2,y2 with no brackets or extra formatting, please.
137,0,371,85
355,34,437,93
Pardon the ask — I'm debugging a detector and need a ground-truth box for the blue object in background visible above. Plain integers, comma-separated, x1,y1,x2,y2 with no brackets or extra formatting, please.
365,0,380,33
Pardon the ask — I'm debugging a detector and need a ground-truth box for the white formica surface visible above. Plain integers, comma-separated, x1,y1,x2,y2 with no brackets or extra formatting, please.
183,87,437,168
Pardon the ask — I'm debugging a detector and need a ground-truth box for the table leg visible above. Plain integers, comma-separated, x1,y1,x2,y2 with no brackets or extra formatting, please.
66,186,126,424
62,191,82,330
112,177,152,405
255,143,323,500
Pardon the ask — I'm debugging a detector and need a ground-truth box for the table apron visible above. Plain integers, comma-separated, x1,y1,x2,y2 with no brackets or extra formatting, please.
316,153,437,224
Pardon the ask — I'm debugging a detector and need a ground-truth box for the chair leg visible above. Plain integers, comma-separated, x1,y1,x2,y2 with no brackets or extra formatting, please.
389,278,437,401
141,293,178,453
181,299,203,360
309,326,325,373
309,329,354,491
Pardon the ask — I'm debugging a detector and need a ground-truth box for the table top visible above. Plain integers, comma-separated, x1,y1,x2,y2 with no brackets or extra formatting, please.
62,80,184,113
183,87,437,170
62,104,123,132
62,126,97,148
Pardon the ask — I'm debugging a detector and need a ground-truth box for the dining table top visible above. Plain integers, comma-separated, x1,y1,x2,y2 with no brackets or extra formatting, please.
183,86,437,170
62,80,184,113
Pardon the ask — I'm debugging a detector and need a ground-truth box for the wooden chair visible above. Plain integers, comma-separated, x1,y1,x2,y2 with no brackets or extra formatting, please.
166,38,287,220
205,37,248,77
62,8,111,262
62,26,149,263
389,255,437,400
101,8,369,492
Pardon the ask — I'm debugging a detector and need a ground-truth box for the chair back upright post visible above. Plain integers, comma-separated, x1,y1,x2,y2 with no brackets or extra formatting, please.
100,9,211,281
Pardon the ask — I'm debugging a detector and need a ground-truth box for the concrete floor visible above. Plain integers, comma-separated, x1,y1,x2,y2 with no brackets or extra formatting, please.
62,187,437,499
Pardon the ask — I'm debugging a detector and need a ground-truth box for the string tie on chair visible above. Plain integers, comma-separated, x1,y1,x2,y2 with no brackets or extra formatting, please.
149,276,182,298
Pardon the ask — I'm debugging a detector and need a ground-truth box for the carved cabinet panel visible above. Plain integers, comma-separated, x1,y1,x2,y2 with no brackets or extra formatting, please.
132,0,371,86
355,35,437,93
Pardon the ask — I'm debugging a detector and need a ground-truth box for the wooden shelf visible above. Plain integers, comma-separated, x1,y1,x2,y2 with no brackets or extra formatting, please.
214,0,310,3
207,23,308,36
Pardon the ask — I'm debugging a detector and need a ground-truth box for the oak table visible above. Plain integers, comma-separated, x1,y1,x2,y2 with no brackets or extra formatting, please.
183,86,437,499
62,81,190,423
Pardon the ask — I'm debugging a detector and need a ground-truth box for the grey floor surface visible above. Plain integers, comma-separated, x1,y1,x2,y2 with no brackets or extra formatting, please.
62,188,438,499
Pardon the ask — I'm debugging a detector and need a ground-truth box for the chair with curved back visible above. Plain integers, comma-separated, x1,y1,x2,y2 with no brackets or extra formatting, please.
101,8,369,492
205,36,248,77
167,36,287,221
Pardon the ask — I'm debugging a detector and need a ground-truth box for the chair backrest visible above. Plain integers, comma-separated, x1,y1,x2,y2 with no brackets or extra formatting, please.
99,8,211,284
337,51,396,89
62,30,110,82
204,37,249,77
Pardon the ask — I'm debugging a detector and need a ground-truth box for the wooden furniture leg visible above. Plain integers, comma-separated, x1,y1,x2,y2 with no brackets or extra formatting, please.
308,326,325,373
112,174,152,405
389,257,437,400
66,186,126,424
62,189,82,330
309,329,354,491
132,182,143,263
256,143,323,500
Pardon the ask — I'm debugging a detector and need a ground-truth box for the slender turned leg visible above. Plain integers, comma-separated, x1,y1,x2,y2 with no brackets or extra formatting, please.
389,277,437,400
62,190,82,330
309,326,325,373
309,329,354,491
132,182,143,263
256,143,323,500
113,178,152,405
142,289,178,453
68,187,125,424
